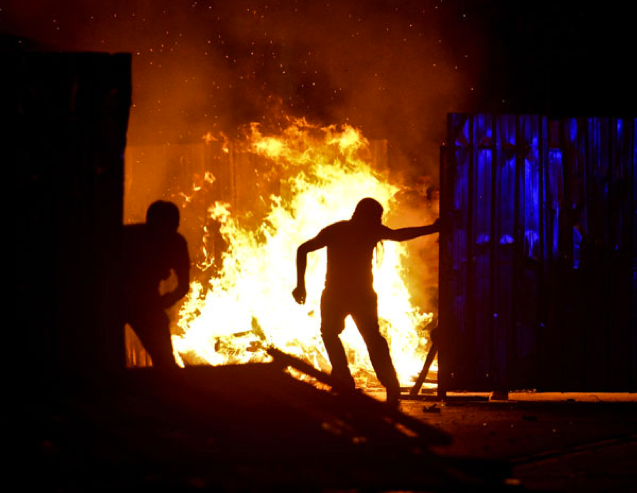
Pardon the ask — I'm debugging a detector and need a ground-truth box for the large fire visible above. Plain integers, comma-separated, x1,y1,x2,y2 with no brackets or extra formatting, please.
168,118,435,388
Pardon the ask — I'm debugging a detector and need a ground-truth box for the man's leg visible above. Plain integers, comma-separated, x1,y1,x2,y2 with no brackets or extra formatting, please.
351,295,400,404
129,308,178,370
320,291,355,390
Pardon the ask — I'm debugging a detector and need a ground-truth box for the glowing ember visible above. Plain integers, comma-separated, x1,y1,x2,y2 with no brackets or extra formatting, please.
172,118,434,388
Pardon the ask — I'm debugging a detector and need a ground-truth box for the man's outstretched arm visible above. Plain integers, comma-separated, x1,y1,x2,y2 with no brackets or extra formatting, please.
382,218,440,242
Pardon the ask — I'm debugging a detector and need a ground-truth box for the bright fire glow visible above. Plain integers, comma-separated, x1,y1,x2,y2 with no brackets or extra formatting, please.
173,118,434,388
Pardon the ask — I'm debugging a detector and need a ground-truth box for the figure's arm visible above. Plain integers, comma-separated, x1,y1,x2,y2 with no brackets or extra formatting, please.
292,233,327,305
381,218,440,242
161,237,191,308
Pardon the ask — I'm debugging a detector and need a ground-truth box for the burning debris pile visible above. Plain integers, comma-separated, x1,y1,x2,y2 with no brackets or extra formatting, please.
126,118,439,389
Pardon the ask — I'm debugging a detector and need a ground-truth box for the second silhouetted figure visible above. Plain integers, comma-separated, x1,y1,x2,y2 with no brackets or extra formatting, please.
122,200,190,370
293,197,439,405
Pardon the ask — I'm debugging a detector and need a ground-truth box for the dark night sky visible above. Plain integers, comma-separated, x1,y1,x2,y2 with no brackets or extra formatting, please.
2,0,635,179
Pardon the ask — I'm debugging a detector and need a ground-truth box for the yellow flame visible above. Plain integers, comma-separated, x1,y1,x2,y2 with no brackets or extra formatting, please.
203,130,230,154
204,171,216,184
174,119,434,388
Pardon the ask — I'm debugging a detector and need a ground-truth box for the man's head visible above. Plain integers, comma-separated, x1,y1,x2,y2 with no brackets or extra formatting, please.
146,200,180,234
351,197,384,226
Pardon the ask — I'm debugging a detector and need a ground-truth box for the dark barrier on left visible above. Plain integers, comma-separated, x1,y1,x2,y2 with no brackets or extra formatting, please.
7,53,132,393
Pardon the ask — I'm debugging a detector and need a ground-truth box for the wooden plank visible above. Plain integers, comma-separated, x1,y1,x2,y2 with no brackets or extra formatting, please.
266,347,452,446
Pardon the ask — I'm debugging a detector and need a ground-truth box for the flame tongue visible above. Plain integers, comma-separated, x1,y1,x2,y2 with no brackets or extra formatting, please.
173,119,433,388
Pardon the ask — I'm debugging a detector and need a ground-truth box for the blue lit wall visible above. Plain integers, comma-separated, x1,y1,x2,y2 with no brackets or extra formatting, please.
439,114,636,392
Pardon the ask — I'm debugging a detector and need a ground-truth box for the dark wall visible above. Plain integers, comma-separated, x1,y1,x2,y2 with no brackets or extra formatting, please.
7,53,131,394
439,113,636,392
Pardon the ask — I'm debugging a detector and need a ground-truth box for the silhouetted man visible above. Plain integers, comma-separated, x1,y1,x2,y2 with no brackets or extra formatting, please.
123,200,190,370
293,197,439,405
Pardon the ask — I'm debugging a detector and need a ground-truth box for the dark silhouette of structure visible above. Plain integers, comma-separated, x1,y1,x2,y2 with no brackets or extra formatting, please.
439,113,636,393
122,200,190,369
293,197,439,405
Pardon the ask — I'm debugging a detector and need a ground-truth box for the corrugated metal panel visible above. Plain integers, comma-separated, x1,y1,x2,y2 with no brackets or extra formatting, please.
439,114,636,392
9,53,132,384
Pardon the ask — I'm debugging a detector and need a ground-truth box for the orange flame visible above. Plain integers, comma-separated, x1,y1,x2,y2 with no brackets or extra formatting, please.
173,118,434,388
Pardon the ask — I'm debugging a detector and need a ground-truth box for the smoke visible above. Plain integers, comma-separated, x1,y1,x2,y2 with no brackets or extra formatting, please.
1,0,485,181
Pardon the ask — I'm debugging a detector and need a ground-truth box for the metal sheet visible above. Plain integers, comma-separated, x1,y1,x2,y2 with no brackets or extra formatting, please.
439,114,636,392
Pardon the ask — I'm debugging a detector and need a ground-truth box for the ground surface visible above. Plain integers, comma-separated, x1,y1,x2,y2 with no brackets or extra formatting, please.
27,365,637,492
390,391,637,492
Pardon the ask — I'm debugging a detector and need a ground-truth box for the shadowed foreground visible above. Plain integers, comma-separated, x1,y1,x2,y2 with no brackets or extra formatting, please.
30,355,515,492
